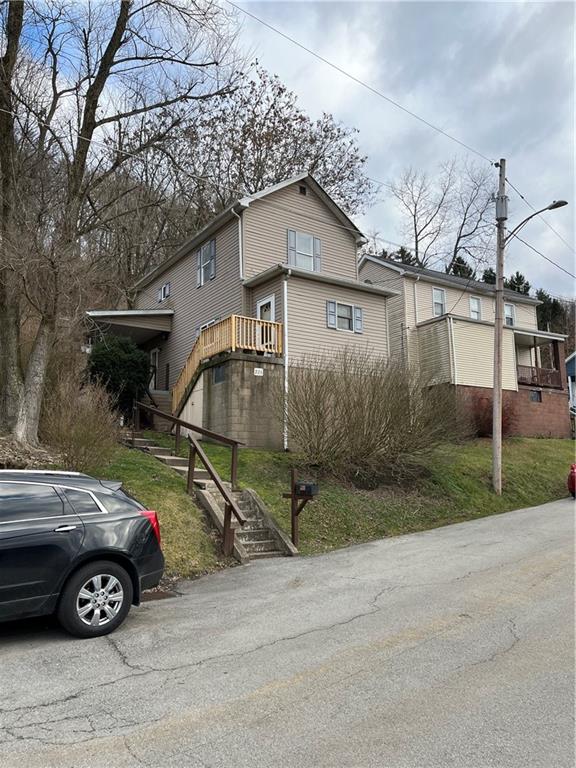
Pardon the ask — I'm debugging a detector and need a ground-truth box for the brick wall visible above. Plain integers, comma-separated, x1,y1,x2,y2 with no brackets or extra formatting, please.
458,384,571,439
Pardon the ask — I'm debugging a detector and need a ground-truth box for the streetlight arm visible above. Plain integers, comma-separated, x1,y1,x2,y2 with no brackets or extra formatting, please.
504,207,550,245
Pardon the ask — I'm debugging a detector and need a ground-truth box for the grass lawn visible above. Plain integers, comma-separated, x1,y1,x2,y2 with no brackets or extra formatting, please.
91,446,229,578
143,432,575,556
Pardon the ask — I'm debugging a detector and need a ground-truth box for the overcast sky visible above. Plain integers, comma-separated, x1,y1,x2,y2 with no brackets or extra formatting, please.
237,0,574,296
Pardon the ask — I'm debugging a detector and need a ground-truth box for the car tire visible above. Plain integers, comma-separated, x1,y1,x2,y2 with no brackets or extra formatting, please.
57,560,134,638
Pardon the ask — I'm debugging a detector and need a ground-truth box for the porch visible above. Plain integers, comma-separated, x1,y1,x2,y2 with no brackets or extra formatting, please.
172,314,283,415
514,329,567,391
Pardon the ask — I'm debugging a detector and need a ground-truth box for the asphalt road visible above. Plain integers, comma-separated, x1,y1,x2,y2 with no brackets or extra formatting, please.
0,499,574,768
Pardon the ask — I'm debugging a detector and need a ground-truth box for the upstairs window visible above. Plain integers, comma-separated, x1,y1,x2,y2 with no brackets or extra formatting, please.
196,239,216,287
157,282,170,302
287,229,321,272
469,296,481,321
504,303,515,326
326,301,363,333
433,288,446,317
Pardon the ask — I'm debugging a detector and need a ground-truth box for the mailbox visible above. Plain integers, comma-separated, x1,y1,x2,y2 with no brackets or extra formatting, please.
295,481,318,498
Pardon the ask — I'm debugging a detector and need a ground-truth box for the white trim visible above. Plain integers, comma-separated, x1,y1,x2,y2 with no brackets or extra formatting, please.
283,275,290,451
86,309,174,317
565,350,576,363
504,302,516,327
432,286,446,317
358,254,406,275
256,294,276,322
243,264,400,297
448,316,457,384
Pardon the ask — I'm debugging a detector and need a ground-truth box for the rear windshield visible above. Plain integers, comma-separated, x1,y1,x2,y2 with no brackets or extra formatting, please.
94,491,144,515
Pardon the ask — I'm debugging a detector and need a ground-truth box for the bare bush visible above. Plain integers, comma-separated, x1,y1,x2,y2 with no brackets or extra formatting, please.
41,372,120,473
469,392,517,438
275,348,469,486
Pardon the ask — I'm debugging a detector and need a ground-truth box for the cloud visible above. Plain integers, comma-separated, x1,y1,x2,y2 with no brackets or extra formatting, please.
240,0,574,295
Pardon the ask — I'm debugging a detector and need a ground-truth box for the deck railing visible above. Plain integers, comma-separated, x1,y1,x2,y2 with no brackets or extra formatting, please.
517,365,562,389
171,314,283,415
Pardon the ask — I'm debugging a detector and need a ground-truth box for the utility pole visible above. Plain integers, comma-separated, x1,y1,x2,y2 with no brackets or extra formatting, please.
493,159,508,495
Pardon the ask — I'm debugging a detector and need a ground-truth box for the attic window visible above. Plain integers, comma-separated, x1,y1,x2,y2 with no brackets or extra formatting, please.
299,185,307,196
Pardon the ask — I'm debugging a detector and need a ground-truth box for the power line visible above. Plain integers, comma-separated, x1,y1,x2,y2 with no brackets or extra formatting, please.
223,0,495,165
508,231,576,280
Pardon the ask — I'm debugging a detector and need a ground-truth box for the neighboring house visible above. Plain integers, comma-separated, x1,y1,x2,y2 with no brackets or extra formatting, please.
566,352,576,411
87,174,398,447
359,255,571,438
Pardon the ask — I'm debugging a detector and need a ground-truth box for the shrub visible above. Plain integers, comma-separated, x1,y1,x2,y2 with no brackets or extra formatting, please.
275,348,470,486
88,336,149,416
41,371,120,472
470,393,517,437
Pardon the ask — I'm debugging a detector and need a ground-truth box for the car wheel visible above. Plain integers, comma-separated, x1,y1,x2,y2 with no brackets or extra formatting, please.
57,560,133,638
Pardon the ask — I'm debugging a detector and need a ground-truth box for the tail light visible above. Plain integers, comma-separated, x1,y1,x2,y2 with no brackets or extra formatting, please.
140,510,161,545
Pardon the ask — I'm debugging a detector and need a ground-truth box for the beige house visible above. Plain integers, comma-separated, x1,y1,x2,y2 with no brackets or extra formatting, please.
88,174,398,447
359,255,570,437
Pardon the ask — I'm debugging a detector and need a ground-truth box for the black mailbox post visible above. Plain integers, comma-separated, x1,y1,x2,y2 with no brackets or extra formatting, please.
283,468,318,547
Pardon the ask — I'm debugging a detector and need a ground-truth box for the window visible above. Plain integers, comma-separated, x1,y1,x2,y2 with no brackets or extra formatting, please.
433,288,446,317
157,282,170,302
213,364,226,384
299,185,307,196
94,493,143,515
287,229,321,272
504,303,515,326
469,296,481,321
326,301,363,333
62,488,102,515
0,483,63,521
529,390,542,403
196,239,216,287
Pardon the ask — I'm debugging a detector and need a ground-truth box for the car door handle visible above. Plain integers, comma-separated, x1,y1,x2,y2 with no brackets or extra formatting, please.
54,525,78,532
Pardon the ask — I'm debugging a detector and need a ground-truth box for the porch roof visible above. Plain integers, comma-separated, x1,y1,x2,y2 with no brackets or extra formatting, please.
513,327,567,347
86,309,173,344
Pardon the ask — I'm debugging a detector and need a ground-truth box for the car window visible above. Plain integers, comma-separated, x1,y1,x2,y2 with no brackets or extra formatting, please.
0,482,64,520
94,492,143,515
62,488,102,515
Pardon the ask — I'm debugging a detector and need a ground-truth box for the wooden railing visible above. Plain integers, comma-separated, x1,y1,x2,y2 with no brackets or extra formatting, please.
133,401,246,555
171,314,283,415
517,365,562,389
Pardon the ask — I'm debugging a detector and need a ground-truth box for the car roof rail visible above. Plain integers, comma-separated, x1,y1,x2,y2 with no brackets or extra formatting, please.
0,469,84,476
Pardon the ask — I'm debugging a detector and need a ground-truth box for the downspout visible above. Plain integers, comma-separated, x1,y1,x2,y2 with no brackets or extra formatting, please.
283,271,290,451
448,316,457,385
231,208,244,281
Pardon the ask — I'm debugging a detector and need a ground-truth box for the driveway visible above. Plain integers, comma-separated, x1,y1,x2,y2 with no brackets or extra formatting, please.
0,499,574,768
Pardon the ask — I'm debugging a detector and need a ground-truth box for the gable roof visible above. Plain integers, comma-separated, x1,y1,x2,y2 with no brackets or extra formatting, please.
359,254,541,306
135,174,365,291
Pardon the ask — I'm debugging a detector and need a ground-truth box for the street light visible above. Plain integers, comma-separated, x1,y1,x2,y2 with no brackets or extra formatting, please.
492,159,568,495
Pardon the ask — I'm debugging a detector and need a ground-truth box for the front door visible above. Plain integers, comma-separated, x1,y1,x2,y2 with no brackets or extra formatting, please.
256,295,276,349
0,482,85,620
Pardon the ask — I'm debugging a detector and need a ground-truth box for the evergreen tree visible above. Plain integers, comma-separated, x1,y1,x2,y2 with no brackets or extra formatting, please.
504,271,531,295
447,255,476,279
482,267,496,284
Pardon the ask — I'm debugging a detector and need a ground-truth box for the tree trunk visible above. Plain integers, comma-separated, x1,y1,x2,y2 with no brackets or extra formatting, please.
0,276,23,432
12,318,54,445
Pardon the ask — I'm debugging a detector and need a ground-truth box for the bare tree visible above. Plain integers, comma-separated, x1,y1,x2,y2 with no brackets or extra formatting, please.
0,0,241,444
390,162,455,267
446,160,494,272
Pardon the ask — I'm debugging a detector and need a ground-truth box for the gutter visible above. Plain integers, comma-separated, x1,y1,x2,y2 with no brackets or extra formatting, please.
283,271,291,451
232,208,244,281
243,264,400,297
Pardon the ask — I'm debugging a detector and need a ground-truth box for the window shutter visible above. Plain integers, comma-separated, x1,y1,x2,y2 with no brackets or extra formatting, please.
157,287,162,303
287,230,296,265
313,238,322,272
326,300,337,328
196,250,201,287
209,240,216,279
354,306,363,334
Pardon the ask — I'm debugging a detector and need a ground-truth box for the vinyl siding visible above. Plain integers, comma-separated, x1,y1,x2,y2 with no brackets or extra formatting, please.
286,276,388,362
417,319,452,384
248,275,285,323
452,319,518,391
243,182,358,281
413,279,538,329
134,218,242,389
359,261,406,360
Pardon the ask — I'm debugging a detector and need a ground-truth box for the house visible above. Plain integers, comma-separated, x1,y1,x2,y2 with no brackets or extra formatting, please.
359,255,571,438
566,351,576,411
87,174,398,448
87,174,571,445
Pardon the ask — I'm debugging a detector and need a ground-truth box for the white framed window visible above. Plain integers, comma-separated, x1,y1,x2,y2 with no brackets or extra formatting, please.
504,303,515,326
469,296,481,321
157,282,170,302
256,294,275,322
326,301,363,333
433,287,446,317
287,229,321,272
196,239,216,287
